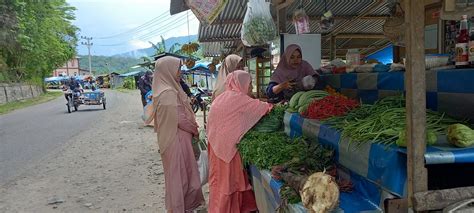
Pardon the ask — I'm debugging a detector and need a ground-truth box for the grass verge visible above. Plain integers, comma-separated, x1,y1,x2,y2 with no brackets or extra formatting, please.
0,91,62,115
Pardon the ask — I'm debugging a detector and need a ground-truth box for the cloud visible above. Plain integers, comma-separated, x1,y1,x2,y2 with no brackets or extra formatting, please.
129,40,151,49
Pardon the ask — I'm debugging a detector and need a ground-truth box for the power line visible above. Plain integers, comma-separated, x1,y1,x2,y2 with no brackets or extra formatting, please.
96,11,189,43
96,18,197,47
138,16,197,41
95,16,198,47
134,12,189,40
95,10,170,39
96,14,194,46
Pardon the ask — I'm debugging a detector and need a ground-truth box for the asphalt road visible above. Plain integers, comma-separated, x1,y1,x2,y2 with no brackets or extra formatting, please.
0,90,123,186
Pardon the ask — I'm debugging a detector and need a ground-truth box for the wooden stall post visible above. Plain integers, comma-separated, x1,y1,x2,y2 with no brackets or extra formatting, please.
330,36,336,60
404,0,428,210
277,7,287,34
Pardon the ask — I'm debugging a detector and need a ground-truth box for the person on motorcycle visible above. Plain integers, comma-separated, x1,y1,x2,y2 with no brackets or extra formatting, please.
64,76,82,102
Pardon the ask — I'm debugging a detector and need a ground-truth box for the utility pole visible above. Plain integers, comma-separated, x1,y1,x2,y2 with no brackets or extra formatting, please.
80,36,93,76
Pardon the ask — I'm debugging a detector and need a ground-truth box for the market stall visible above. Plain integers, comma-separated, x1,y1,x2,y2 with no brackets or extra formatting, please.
172,0,474,211
244,80,474,212
181,62,218,91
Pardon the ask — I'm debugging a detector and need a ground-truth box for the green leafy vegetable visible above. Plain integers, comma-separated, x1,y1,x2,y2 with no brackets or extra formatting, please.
252,104,287,133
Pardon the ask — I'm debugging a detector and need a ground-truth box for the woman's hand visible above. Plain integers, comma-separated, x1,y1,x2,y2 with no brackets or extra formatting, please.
272,80,296,94
280,80,294,90
193,132,200,140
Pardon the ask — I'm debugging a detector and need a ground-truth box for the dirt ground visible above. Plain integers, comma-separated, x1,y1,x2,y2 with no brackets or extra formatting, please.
0,90,209,212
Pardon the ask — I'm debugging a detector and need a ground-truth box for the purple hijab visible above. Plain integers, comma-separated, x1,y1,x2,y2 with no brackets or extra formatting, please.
271,44,316,84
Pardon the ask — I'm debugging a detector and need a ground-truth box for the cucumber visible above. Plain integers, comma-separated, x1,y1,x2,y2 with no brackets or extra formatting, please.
298,90,328,108
290,91,306,109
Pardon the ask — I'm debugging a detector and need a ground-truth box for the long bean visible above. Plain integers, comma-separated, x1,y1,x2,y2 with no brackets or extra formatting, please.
322,96,466,148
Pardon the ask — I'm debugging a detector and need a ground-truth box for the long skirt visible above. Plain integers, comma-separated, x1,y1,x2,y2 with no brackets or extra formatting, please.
208,145,258,213
160,129,204,212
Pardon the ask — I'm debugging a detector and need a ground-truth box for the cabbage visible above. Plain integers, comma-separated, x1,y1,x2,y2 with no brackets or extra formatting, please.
396,130,437,147
447,124,474,148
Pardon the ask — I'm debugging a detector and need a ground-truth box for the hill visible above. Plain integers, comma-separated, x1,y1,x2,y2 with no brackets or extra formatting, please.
78,55,147,75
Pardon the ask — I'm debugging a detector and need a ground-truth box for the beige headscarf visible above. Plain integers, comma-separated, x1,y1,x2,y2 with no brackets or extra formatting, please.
212,54,242,100
145,56,196,152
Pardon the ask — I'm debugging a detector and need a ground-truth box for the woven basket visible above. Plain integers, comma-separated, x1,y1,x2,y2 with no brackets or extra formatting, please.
383,3,405,46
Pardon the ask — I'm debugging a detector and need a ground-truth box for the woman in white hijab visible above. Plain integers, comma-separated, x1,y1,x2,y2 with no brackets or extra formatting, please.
212,54,243,100
145,56,204,212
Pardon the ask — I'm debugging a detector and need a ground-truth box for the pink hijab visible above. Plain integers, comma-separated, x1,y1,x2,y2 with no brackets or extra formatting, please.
271,44,316,84
145,56,196,152
207,70,273,163
212,54,242,100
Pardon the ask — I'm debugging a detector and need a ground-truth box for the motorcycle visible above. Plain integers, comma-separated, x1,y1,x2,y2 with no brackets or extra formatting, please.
64,88,82,113
143,87,211,114
191,86,211,113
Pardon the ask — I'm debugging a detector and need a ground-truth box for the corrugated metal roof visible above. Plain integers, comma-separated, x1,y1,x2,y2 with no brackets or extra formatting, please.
369,1,391,15
214,0,247,21
286,0,377,17
199,23,241,41
198,0,392,57
338,19,386,34
201,41,239,57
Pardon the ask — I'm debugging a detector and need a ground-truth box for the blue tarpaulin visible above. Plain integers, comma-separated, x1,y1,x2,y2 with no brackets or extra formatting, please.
365,45,394,64
181,62,219,77
44,76,68,82
320,69,474,121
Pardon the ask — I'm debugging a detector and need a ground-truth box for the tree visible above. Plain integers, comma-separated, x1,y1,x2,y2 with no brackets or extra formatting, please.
139,36,203,71
149,36,167,55
0,0,79,85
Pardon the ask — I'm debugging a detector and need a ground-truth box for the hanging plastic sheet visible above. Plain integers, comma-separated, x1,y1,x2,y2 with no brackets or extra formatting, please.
186,0,228,25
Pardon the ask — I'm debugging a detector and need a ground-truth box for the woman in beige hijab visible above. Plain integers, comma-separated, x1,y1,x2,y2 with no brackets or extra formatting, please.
146,56,204,212
212,54,243,100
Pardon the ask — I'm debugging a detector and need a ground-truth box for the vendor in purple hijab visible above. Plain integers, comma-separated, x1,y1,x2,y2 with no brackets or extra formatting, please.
266,44,319,103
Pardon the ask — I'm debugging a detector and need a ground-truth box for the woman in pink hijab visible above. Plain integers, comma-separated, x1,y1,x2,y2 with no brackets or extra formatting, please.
146,56,204,212
266,44,317,103
212,54,244,100
207,70,273,212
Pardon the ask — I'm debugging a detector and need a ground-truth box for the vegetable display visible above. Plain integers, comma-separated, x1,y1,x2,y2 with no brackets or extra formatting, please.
447,124,474,148
324,86,348,99
304,95,359,120
396,130,437,147
238,130,336,209
287,90,329,113
301,172,339,213
239,106,337,209
324,96,462,148
238,131,309,170
252,105,287,133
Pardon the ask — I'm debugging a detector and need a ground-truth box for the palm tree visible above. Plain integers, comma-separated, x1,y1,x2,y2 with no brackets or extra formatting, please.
138,56,154,71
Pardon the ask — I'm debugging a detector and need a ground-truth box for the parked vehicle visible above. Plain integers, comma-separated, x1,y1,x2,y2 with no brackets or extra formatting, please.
190,86,211,113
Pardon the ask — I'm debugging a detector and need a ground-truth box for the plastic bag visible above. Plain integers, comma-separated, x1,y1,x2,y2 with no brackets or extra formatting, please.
197,128,209,186
241,0,277,46
186,0,228,25
302,75,316,90
293,8,310,34
197,149,208,186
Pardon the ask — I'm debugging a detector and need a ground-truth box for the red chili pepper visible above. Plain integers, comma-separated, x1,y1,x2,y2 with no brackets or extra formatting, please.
303,95,360,120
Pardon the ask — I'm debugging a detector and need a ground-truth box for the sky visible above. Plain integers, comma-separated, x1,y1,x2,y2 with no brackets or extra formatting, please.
67,0,200,56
